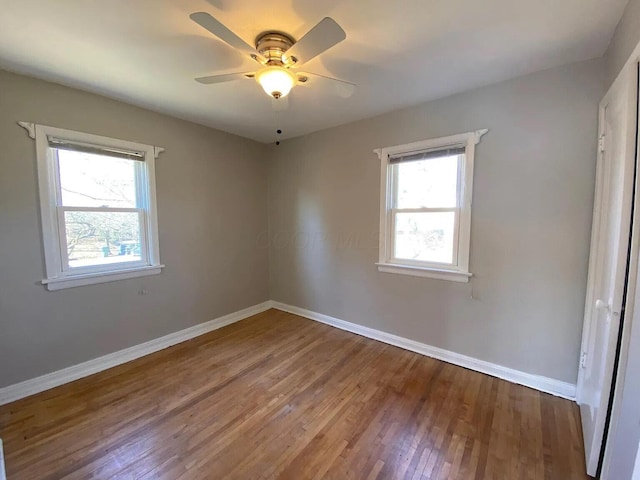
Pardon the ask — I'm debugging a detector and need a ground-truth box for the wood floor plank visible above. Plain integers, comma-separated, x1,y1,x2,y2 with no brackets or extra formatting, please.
0,309,590,479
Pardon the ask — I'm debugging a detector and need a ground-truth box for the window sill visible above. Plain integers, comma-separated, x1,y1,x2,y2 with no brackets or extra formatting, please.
42,264,164,291
376,263,472,283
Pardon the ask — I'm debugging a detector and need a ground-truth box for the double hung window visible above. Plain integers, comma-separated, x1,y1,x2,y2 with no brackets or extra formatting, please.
375,130,487,282
23,123,164,290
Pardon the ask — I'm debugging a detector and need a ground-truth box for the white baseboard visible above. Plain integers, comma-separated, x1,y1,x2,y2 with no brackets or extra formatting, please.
0,301,272,406
0,300,576,406
270,301,577,400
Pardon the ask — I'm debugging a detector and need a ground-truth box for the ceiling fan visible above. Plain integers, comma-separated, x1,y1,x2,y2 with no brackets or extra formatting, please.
190,12,356,103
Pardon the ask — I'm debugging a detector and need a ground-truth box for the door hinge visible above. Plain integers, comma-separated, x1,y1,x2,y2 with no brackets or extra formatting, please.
599,134,606,153
580,351,588,368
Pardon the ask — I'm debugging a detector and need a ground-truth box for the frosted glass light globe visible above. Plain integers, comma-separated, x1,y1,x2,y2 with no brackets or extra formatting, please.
255,67,297,99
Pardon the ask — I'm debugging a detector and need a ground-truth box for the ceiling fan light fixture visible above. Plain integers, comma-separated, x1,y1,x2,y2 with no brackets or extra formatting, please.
255,66,297,99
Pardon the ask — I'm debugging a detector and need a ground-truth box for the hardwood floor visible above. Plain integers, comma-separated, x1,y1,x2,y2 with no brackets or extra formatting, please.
0,309,589,479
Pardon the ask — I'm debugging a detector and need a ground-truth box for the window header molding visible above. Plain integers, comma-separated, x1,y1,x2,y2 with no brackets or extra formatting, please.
373,129,488,161
17,121,165,159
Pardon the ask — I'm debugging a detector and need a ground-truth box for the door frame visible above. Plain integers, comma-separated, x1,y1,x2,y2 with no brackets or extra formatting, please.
576,52,639,475
599,53,640,479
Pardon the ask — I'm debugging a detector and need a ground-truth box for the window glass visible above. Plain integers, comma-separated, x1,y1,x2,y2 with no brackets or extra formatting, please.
64,211,142,269
58,150,137,208
394,155,460,209
394,211,455,264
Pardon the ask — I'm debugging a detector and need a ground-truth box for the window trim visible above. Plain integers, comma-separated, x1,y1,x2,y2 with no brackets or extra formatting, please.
19,122,165,290
374,129,488,283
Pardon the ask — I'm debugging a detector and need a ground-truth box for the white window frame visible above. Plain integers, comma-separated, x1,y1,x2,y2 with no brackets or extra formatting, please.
19,122,164,291
374,129,488,283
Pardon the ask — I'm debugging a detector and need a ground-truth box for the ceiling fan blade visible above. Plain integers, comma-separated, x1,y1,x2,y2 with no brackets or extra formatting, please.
195,72,255,84
190,12,265,63
285,18,346,67
298,72,356,98
272,95,289,112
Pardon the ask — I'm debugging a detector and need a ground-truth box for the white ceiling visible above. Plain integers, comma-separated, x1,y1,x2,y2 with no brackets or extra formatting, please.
0,0,628,143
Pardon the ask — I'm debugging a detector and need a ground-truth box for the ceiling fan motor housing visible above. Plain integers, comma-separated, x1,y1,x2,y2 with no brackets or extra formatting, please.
255,32,297,67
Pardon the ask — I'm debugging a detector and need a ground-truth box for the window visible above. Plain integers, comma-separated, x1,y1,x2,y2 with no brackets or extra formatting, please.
21,123,164,290
374,129,487,282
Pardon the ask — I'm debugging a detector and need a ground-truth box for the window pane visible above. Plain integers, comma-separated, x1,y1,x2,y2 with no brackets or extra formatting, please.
57,149,138,208
394,211,456,264
64,211,142,268
395,155,460,209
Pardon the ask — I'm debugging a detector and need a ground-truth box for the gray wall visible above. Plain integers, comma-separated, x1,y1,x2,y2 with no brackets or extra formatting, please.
0,70,269,388
605,0,640,87
268,58,603,384
0,57,607,388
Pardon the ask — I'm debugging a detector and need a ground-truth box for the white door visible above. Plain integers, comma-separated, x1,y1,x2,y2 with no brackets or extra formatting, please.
632,441,640,480
577,66,638,476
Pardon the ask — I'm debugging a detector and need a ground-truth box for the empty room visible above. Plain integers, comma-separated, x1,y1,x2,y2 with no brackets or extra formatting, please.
1,1,640,479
